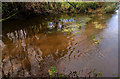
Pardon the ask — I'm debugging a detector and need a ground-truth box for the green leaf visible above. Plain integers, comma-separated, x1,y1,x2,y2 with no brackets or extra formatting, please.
93,72,97,77
51,66,56,73
58,74,65,77
48,69,53,76
75,32,78,34
32,26,34,29
94,42,98,45
48,31,52,34
52,74,55,77
93,38,96,41
98,72,102,77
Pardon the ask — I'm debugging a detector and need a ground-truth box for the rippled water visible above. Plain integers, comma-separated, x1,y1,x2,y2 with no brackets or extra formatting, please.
1,11,118,77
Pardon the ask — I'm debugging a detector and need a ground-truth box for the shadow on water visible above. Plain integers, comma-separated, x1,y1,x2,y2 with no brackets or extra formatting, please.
1,11,118,77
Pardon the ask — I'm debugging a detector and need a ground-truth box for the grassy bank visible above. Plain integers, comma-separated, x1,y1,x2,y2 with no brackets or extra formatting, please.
2,2,118,20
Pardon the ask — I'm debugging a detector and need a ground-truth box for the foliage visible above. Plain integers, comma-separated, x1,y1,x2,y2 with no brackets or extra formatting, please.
102,2,118,13
48,66,65,77
93,72,103,77
48,66,56,77
2,2,117,20
48,66,103,77
91,36,100,45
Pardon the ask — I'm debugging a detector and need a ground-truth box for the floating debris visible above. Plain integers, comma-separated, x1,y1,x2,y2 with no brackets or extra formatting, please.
92,38,100,45
93,22,106,29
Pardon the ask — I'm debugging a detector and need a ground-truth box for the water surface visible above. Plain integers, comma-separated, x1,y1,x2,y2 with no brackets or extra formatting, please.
1,11,118,77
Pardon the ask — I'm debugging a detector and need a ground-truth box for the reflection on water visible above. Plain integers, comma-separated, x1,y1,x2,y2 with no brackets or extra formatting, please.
1,12,118,77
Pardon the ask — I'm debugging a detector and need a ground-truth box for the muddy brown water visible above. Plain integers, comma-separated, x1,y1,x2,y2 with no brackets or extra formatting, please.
1,11,118,77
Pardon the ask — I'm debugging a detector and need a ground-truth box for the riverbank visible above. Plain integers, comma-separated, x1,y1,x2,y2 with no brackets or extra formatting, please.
2,2,118,20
